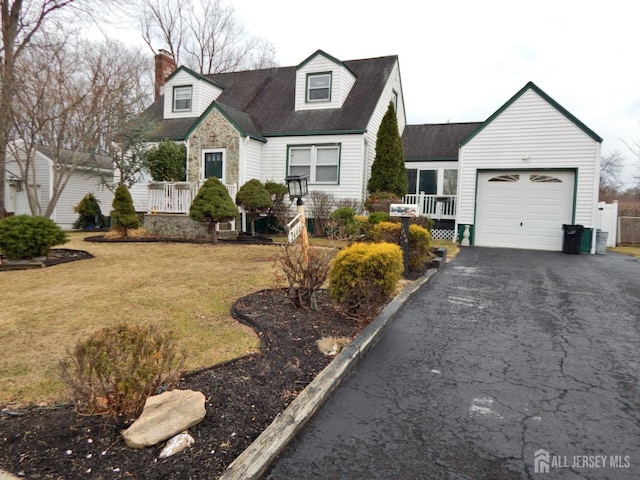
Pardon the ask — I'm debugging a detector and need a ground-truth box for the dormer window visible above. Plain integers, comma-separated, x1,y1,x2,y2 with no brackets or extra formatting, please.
173,85,192,112
307,73,331,102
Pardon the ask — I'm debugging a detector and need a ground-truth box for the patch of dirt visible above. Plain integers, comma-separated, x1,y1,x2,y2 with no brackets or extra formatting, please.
0,289,362,479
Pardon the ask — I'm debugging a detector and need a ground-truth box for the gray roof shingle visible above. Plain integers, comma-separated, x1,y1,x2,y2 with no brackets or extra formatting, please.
143,55,399,141
402,122,483,160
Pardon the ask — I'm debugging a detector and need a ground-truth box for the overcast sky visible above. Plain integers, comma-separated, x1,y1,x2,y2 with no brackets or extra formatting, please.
231,0,640,186
109,0,640,187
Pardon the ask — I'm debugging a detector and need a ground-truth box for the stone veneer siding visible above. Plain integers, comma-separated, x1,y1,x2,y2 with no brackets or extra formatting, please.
187,109,240,185
143,214,238,240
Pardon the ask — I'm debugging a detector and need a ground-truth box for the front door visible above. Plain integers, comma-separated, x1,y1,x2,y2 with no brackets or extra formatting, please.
203,150,224,181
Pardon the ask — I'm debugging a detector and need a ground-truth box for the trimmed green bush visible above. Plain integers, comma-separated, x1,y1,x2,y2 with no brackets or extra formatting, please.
236,179,272,236
371,221,434,275
189,177,238,243
144,139,187,181
58,323,185,418
368,211,391,224
110,184,139,237
329,242,403,320
73,193,106,230
0,215,68,260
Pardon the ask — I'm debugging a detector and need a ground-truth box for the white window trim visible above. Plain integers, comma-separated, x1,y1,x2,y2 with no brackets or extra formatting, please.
201,148,226,183
173,85,193,112
306,72,332,103
288,144,340,184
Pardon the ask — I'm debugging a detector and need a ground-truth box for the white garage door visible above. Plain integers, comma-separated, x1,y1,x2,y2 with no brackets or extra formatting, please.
475,170,575,251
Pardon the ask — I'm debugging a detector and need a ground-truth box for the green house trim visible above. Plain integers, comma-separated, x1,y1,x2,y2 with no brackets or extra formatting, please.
297,49,356,78
460,81,603,147
263,129,366,137
183,102,267,143
164,65,223,89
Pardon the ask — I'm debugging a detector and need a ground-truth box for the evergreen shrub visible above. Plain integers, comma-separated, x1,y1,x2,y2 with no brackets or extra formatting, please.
329,242,403,320
110,184,139,237
73,193,106,230
371,221,434,275
0,215,67,260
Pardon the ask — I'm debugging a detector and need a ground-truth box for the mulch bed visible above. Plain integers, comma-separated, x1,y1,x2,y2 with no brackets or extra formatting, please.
0,289,362,479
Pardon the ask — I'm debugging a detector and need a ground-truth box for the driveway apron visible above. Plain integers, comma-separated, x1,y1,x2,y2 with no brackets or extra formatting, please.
266,248,640,479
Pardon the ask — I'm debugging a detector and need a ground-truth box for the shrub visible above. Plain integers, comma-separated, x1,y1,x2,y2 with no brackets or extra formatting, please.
110,184,140,237
73,193,106,230
0,215,68,260
368,211,391,224
59,323,185,418
236,179,272,236
371,221,434,275
327,206,358,239
364,191,400,213
276,243,335,310
189,177,238,242
144,139,187,181
329,242,403,320
308,191,335,236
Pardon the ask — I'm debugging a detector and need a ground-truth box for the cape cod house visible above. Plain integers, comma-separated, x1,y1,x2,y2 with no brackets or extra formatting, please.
133,49,405,237
137,50,602,252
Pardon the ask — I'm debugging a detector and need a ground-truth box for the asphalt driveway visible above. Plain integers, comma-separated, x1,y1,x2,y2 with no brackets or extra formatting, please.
266,248,640,479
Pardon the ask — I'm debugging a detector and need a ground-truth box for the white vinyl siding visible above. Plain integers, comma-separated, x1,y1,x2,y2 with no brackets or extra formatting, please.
163,69,222,119
241,138,263,184
259,134,366,203
53,170,113,229
295,53,356,111
458,88,600,231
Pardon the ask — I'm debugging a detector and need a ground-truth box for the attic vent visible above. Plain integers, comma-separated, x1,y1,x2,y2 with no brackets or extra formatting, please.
488,174,519,182
530,174,562,183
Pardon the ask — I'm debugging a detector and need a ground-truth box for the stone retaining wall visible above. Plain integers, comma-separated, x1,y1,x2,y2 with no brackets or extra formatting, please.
143,214,238,240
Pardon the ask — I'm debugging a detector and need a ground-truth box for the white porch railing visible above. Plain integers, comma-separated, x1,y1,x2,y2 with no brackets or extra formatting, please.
401,194,457,220
286,213,303,243
147,181,237,214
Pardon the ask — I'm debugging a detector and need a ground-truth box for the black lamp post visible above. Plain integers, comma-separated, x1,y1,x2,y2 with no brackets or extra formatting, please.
285,174,310,265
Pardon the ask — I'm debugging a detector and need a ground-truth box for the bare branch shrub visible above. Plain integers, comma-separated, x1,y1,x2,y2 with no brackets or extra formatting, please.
275,243,336,310
307,190,335,236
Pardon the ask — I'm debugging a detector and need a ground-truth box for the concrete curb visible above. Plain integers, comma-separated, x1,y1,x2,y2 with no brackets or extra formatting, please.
219,268,440,480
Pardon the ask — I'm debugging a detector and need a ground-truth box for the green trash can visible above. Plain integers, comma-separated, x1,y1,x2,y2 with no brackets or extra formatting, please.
562,224,584,254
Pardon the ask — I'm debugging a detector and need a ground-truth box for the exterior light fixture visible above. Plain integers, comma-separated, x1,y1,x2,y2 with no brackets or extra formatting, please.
285,174,308,202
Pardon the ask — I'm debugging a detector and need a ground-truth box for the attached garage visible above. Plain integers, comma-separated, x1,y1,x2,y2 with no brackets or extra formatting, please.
475,170,575,250
456,82,602,253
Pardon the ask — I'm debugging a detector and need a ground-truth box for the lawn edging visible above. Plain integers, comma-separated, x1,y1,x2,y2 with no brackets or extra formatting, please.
219,267,441,480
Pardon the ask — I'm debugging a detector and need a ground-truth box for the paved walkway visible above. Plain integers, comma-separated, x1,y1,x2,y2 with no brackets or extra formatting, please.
266,248,640,479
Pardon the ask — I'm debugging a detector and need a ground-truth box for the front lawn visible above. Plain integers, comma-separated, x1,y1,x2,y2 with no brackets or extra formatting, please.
0,233,278,407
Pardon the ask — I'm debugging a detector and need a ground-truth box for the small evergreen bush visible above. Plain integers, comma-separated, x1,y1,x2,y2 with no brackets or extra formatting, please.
59,323,185,418
236,179,272,236
368,211,391,224
329,242,403,320
144,139,187,181
110,184,140,237
364,191,400,213
327,206,358,238
371,221,434,275
73,193,106,230
189,177,238,242
0,215,68,260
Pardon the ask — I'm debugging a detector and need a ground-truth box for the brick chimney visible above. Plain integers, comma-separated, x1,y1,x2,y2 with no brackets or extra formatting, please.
154,49,176,100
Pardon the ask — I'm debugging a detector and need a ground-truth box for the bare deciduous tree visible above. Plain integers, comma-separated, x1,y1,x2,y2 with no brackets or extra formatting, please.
0,0,79,218
138,0,276,74
599,150,625,198
8,35,151,216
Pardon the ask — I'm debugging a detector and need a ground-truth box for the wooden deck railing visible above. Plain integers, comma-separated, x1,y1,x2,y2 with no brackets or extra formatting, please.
401,194,456,219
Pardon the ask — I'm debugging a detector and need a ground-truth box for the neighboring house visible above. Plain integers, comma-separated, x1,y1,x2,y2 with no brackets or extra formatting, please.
402,82,602,252
132,49,405,228
4,144,114,229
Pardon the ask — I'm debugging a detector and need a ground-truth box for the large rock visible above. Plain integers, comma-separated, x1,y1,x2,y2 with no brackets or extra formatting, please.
122,389,206,449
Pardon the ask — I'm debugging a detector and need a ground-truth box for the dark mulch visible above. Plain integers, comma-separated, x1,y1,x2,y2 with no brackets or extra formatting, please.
0,289,362,479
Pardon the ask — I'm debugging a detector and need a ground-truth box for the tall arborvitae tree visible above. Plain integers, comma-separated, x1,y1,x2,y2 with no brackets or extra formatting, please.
367,101,407,198
189,177,238,242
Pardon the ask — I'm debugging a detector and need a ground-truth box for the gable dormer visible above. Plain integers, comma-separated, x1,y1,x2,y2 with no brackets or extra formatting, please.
163,66,223,119
295,50,356,112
